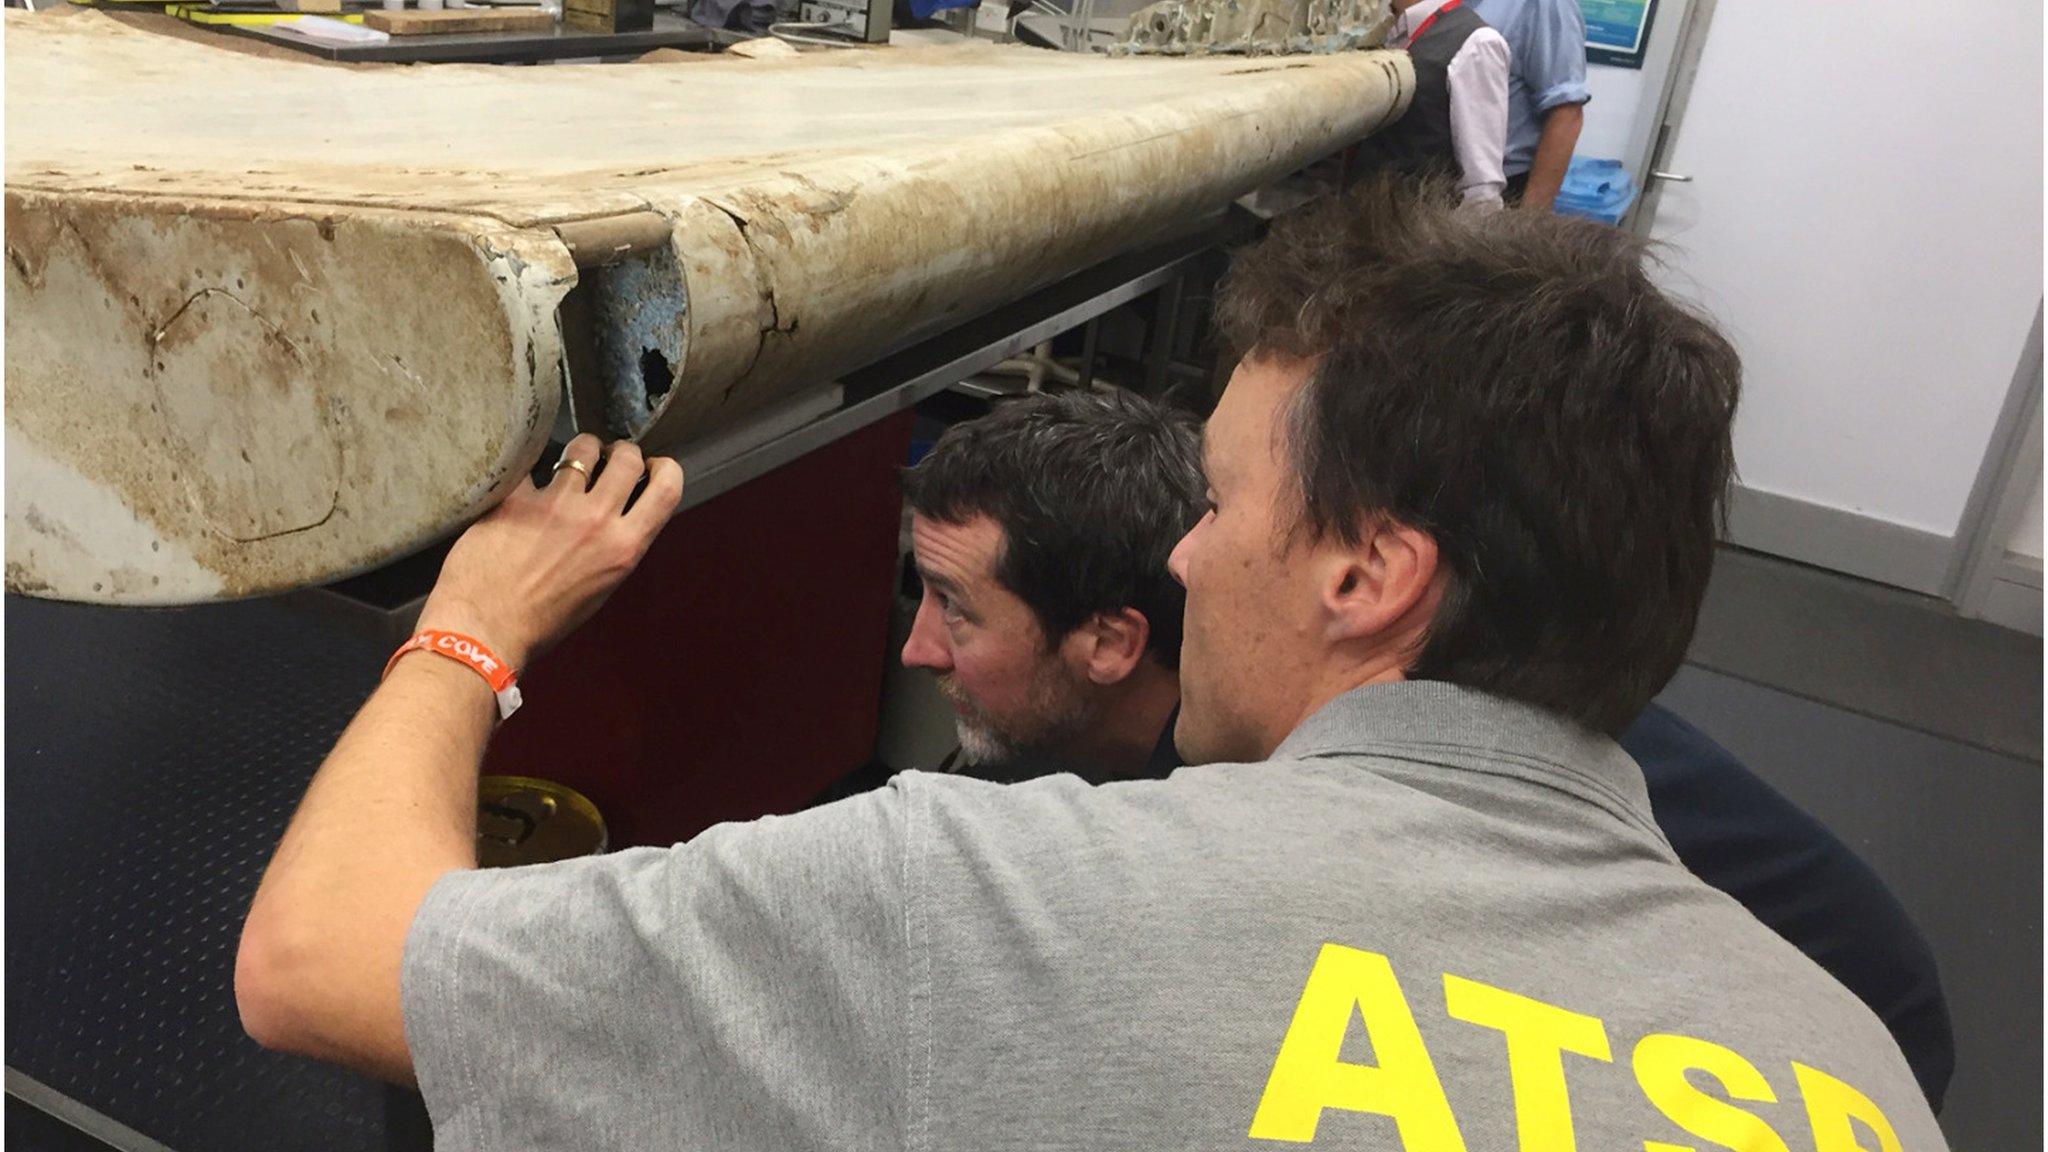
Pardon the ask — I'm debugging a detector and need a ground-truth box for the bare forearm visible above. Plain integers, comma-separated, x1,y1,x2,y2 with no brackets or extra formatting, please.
236,433,682,1084
238,655,494,1080
1521,103,1584,211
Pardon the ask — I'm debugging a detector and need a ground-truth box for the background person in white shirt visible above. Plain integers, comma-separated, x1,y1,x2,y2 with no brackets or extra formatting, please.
1349,0,1511,207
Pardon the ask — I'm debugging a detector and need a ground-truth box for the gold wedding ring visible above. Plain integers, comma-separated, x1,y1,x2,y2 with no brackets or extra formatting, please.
552,457,591,481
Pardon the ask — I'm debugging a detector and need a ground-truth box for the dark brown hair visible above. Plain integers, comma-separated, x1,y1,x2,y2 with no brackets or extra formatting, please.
1216,179,1742,734
904,388,1205,669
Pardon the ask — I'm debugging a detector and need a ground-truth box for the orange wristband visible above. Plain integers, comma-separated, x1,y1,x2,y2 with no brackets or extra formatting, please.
384,630,524,720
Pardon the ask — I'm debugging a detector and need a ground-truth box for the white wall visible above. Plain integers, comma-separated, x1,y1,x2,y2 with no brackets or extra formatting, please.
2010,471,2042,560
1644,1,2044,541
1578,63,1644,162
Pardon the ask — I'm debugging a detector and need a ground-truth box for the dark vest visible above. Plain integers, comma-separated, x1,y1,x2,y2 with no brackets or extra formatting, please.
1352,2,1487,181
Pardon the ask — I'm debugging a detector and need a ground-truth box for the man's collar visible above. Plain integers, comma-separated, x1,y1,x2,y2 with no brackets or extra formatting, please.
1391,0,1455,45
1271,680,1659,831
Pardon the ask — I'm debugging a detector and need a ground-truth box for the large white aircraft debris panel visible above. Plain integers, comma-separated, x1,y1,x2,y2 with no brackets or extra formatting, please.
5,10,1412,603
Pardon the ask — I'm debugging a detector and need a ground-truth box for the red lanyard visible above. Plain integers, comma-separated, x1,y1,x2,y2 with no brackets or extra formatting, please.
1407,0,1464,44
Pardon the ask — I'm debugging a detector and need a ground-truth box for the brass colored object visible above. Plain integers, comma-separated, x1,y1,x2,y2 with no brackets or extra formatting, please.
477,776,608,868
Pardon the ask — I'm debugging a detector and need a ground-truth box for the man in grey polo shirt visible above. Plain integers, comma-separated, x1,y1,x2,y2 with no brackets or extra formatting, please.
236,182,1947,1151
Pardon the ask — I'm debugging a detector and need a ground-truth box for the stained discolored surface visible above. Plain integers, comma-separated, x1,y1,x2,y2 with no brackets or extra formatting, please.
585,243,689,436
1120,0,1394,54
5,191,572,603
7,10,1411,602
150,288,343,542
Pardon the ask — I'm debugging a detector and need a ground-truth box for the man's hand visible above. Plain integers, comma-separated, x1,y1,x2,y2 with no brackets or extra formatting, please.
237,433,681,1083
416,433,685,672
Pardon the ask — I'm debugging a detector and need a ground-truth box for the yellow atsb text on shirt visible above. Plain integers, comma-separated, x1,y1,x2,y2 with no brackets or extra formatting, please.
1249,942,1905,1151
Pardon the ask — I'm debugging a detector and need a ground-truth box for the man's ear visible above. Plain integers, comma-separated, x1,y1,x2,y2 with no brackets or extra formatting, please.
1319,519,1440,644
1065,607,1153,686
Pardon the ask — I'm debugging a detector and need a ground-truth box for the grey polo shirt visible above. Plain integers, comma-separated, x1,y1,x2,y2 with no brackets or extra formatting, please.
401,681,1946,1150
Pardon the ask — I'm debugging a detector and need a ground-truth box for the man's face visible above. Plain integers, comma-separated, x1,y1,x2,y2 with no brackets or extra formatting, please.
1167,354,1327,765
902,513,1095,765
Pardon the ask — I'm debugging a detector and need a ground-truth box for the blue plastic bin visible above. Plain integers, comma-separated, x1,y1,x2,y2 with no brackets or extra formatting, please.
1552,157,1637,226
